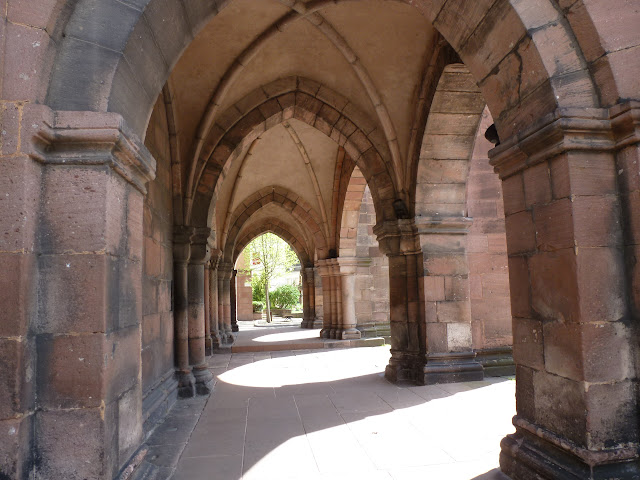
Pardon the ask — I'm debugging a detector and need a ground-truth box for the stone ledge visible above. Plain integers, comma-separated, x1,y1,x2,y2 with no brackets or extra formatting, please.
489,103,640,179
24,106,156,194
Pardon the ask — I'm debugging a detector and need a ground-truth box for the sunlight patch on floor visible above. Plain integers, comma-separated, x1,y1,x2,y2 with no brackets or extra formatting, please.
250,329,321,342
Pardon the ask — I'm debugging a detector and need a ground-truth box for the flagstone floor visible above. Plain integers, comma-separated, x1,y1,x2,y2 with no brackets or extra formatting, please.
142,344,515,480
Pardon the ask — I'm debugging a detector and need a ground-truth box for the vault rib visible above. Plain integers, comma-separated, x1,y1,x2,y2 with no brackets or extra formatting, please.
282,120,331,242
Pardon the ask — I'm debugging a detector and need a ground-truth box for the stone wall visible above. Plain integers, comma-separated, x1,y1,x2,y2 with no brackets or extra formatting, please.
141,96,177,433
467,107,512,352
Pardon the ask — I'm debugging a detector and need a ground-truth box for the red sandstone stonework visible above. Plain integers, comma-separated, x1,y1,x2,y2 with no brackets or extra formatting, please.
0,1,639,479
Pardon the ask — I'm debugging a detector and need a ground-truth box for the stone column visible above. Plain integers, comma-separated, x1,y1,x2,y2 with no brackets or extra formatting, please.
218,262,234,344
230,269,239,332
331,260,343,339
317,260,332,338
208,250,222,349
187,230,214,395
301,269,310,328
374,220,426,384
173,227,196,398
23,108,155,478
491,105,640,480
416,218,483,384
204,263,211,355
337,258,361,339
301,267,316,328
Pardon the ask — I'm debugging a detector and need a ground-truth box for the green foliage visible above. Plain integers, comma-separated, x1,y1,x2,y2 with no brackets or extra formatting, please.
244,233,298,281
252,301,264,313
244,233,300,317
251,271,266,302
269,284,300,309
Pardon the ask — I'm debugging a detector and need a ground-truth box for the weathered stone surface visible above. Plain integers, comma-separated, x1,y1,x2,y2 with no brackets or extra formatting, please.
2,3,640,480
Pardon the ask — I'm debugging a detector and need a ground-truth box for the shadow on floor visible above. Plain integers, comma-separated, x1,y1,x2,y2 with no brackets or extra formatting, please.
471,468,510,479
133,347,515,480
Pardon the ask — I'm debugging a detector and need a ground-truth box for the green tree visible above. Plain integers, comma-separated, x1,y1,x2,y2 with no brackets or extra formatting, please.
244,233,298,322
270,284,300,309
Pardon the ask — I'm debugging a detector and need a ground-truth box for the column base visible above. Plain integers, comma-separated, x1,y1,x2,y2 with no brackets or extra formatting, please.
223,331,235,345
231,324,239,332
384,350,425,385
312,319,323,329
501,425,640,480
329,328,338,339
300,319,314,329
175,369,196,398
220,329,235,345
205,336,213,356
210,332,222,350
319,328,331,339
341,328,362,340
475,347,515,377
423,351,483,384
192,365,214,395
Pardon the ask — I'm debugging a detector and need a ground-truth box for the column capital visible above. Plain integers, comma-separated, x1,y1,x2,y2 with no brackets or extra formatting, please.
489,102,640,179
209,248,222,269
189,227,212,265
173,225,195,245
315,259,333,277
373,219,420,256
173,226,194,264
26,106,156,193
218,262,234,280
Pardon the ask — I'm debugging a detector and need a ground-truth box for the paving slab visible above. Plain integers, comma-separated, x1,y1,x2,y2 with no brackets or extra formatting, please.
135,345,515,480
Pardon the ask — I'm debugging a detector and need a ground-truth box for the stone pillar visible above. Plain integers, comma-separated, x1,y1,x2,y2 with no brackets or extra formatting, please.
337,258,362,339
374,220,426,384
204,263,211,356
0,103,38,480
417,218,483,384
313,267,324,329
491,105,640,479
208,250,222,349
173,227,196,398
230,269,239,332
301,267,316,328
22,108,155,478
301,269,311,328
187,230,214,395
329,260,341,339
218,263,234,344
317,261,332,338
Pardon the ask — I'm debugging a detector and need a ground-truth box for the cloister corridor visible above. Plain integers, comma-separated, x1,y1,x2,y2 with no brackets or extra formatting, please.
2,1,639,479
